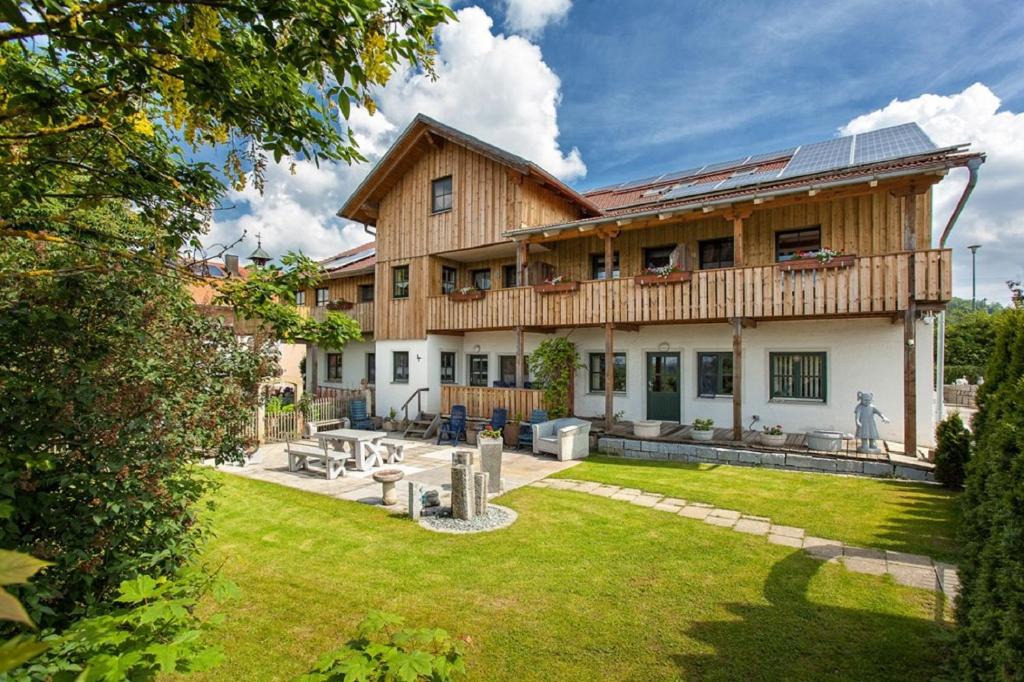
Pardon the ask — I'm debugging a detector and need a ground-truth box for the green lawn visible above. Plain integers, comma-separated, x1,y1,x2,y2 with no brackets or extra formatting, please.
191,473,954,681
553,457,960,562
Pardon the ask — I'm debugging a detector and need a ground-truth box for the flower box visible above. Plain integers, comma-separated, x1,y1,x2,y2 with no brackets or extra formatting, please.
326,300,354,311
449,290,485,302
534,281,579,294
634,271,692,286
777,255,856,272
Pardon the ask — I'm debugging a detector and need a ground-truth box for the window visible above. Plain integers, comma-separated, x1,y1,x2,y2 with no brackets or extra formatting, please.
697,352,733,397
441,266,457,295
327,353,343,381
431,175,453,213
358,284,374,303
588,353,627,393
392,351,409,383
315,287,329,307
471,268,491,291
366,353,375,384
295,290,306,306
392,265,409,299
770,352,826,402
503,264,518,288
468,355,488,387
699,238,734,270
643,245,675,270
440,351,456,384
775,227,821,261
591,251,620,280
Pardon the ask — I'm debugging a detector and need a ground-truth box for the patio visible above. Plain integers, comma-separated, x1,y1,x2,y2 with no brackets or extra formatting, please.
219,435,580,511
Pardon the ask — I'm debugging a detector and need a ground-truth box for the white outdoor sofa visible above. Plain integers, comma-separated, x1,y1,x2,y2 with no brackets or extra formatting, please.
532,418,591,461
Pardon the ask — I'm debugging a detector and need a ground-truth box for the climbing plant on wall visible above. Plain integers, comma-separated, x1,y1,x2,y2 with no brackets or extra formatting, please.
528,338,582,418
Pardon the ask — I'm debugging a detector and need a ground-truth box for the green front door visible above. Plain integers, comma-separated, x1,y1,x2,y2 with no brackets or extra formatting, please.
646,352,681,421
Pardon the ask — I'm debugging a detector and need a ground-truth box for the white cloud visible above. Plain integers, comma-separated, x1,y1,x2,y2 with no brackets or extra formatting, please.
501,0,572,36
205,5,584,262
843,83,1024,304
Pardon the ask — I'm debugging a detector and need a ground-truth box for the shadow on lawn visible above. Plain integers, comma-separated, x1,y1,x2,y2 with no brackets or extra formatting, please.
672,552,950,680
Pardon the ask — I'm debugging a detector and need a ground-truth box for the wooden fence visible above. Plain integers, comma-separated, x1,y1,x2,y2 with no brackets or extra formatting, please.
943,384,979,409
441,385,545,419
254,387,374,443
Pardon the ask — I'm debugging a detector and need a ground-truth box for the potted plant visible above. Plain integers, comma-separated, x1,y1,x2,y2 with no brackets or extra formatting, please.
504,413,522,447
450,286,485,302
634,264,692,286
634,420,661,438
326,299,354,311
478,426,504,493
691,417,715,441
534,275,580,294
777,248,856,272
383,407,398,432
760,424,787,447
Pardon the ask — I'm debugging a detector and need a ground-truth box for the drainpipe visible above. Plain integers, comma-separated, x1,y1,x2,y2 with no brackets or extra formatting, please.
363,223,376,238
934,157,983,425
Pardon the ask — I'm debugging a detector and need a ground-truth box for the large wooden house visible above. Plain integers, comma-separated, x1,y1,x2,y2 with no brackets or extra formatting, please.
302,115,983,450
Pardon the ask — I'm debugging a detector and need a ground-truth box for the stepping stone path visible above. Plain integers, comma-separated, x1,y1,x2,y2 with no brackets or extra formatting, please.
530,478,958,601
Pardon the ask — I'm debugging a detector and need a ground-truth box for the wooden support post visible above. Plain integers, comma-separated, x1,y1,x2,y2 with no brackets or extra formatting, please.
724,208,752,267
516,241,529,286
900,190,919,457
306,343,319,396
604,231,615,430
515,326,525,389
732,318,743,441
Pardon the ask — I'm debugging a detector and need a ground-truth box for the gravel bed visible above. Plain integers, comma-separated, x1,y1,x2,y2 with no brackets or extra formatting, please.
418,504,518,534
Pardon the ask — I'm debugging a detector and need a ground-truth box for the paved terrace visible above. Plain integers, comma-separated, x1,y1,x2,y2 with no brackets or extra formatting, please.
218,437,580,512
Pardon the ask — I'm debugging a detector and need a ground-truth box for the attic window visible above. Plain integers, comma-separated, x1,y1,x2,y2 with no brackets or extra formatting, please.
432,175,453,213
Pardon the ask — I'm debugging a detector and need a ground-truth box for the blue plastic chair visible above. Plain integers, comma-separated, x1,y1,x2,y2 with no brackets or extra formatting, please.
437,405,467,445
487,407,508,434
517,409,548,450
348,399,373,430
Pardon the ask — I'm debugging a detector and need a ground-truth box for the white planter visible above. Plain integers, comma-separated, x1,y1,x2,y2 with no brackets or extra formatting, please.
478,437,503,493
761,432,787,447
691,428,714,441
806,430,843,452
634,420,661,439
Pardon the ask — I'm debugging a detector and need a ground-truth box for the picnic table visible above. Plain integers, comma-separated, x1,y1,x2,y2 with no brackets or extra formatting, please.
314,428,388,471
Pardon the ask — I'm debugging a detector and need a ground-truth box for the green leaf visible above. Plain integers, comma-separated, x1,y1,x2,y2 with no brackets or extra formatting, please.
0,635,49,674
0,550,51,586
115,575,160,603
0,589,33,627
145,642,180,672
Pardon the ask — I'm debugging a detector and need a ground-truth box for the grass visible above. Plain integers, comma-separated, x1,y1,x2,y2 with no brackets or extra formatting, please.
190,473,955,681
552,456,961,562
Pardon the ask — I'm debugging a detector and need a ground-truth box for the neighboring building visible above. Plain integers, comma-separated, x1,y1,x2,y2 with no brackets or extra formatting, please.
302,114,983,450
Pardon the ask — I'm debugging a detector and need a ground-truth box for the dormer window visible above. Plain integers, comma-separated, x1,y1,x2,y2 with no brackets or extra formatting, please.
432,175,453,213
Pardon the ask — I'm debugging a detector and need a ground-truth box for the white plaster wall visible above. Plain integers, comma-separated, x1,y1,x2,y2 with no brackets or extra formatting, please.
511,318,934,446
315,340,375,391
372,339,432,418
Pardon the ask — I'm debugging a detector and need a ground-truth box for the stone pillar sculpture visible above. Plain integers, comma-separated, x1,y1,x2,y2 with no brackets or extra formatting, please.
408,481,423,520
451,464,475,520
473,472,489,516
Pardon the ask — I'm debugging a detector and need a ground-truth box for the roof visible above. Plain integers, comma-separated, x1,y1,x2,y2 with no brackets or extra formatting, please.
248,244,271,262
338,114,603,224
505,123,983,239
318,241,376,277
187,259,248,306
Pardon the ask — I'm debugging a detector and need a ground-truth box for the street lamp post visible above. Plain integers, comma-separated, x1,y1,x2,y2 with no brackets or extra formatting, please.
968,244,981,309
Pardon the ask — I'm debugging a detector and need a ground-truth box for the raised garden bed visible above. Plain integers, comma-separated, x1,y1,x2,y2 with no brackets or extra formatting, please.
777,255,856,272
449,290,486,302
634,271,692,286
534,281,579,294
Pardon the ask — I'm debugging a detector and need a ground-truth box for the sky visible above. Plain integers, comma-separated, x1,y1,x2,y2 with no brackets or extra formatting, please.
206,0,1024,304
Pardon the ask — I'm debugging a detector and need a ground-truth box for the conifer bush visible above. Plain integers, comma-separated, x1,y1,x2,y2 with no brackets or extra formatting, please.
955,308,1024,679
934,413,971,489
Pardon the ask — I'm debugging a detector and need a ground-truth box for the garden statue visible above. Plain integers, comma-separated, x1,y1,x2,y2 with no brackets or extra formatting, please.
854,391,890,453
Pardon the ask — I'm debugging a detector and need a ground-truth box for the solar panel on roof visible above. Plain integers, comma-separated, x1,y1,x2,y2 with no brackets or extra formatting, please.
613,174,665,191
698,157,750,174
659,167,703,182
324,248,375,270
852,123,935,165
779,137,853,177
745,148,796,164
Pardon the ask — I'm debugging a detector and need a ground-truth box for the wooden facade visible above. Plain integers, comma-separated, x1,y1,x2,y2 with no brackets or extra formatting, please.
441,385,546,419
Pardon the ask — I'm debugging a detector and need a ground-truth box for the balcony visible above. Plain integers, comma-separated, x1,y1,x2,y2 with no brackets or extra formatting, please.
426,249,951,332
300,301,375,334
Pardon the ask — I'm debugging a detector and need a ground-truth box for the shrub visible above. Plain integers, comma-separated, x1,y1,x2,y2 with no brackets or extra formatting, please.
934,414,971,489
692,418,714,431
955,307,1024,678
943,364,985,385
528,338,581,419
298,611,466,681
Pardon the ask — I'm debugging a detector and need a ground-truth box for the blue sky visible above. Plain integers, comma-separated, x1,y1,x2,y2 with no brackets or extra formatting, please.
208,0,1024,303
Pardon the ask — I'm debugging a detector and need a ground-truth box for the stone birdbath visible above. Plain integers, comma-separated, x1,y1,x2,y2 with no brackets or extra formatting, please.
372,469,405,506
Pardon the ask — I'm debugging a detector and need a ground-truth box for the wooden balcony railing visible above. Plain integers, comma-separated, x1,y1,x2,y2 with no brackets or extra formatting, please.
300,301,375,333
427,249,951,331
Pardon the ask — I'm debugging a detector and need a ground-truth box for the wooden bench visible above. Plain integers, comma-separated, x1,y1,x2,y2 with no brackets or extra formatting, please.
305,417,350,436
286,439,351,479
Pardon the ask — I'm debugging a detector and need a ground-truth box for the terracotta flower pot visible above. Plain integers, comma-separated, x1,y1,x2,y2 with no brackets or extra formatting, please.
534,281,579,294
450,290,485,301
776,255,856,272
634,271,692,286
503,424,520,447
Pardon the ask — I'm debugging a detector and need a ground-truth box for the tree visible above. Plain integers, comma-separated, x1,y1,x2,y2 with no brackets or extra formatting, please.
0,208,275,629
944,309,1001,384
955,306,1024,678
528,338,581,419
933,413,971,490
